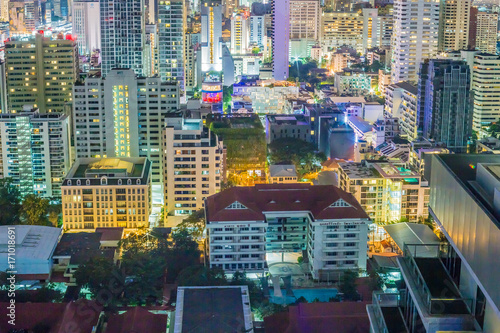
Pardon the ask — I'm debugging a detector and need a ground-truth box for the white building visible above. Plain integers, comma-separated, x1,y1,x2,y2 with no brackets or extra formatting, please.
250,15,265,48
230,12,250,55
475,12,499,55
163,113,224,216
289,0,320,58
158,0,185,90
334,70,374,96
320,11,363,54
0,112,71,198
100,0,145,77
472,53,500,134
72,69,179,186
271,0,290,80
205,184,370,279
201,0,223,72
391,0,440,83
72,0,101,56
232,80,298,114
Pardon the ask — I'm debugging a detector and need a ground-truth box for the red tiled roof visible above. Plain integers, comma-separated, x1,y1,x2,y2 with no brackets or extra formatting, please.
106,307,168,333
95,227,124,241
17,273,49,281
52,300,103,333
264,301,371,333
205,184,369,223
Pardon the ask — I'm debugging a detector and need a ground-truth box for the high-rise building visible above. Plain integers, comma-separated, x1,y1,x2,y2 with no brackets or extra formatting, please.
205,184,370,278
249,15,265,48
0,60,7,113
474,11,499,54
230,12,250,55
163,113,224,216
338,161,429,224
223,0,238,18
5,33,78,113
0,112,71,198
72,69,179,186
158,0,185,90
391,0,440,83
471,54,500,134
100,0,145,77
0,0,8,22
320,11,363,54
438,0,470,52
201,0,223,72
72,0,101,56
289,0,320,41
271,0,290,80
61,157,151,231
185,33,200,91
384,82,419,141
419,59,472,151
362,7,394,54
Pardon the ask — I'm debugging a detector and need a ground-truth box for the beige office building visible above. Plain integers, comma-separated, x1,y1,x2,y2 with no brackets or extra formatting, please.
5,33,78,113
438,0,470,52
61,158,151,231
320,11,363,53
475,12,499,54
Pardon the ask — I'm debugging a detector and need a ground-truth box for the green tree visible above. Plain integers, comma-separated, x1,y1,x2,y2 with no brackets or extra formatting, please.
48,202,62,227
20,194,50,225
339,270,360,301
0,178,21,225
177,265,227,286
177,209,205,239
368,269,384,292
165,229,202,282
230,271,265,307
74,257,123,304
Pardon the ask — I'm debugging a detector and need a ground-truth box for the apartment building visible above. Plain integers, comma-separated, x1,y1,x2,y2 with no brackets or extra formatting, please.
334,70,374,96
232,80,298,114
163,113,224,216
384,82,419,142
61,157,151,231
201,0,223,72
72,69,179,186
438,0,470,52
5,33,78,113
368,154,500,332
72,0,101,56
230,12,250,55
271,0,290,80
289,0,320,42
338,161,429,224
474,12,499,55
0,112,71,198
320,11,363,53
205,184,370,279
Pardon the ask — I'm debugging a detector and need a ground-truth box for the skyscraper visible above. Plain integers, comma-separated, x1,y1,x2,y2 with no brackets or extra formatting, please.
391,0,440,83
5,33,78,113
72,69,179,186
72,0,101,56
249,14,265,48
230,12,250,55
158,0,185,90
201,0,223,72
474,11,499,54
272,0,290,80
100,0,146,77
419,59,472,152
438,0,470,52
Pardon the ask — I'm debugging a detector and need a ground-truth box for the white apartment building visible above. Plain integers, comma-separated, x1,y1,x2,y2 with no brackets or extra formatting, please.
232,81,298,114
320,11,364,54
61,157,151,231
472,54,500,134
158,0,185,89
163,113,224,216
230,12,250,55
201,0,223,72
100,0,145,77
438,0,470,52
0,112,71,198
391,0,440,83
250,15,265,48
384,82,418,142
205,184,370,280
334,70,374,96
72,69,179,186
289,0,320,41
272,0,290,80
475,12,499,55
72,0,101,56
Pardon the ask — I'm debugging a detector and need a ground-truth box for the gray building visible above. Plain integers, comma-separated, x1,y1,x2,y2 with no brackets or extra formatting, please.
419,59,472,152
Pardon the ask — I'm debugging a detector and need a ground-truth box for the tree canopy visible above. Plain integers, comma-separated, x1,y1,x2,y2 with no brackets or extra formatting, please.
0,178,21,225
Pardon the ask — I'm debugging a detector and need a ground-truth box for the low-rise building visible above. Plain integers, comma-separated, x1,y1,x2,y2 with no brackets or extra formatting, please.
61,157,151,231
268,165,298,184
163,113,225,216
204,184,370,279
334,70,374,96
338,160,429,224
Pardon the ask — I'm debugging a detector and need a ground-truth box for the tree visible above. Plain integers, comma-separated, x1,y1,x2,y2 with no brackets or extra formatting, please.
19,194,50,226
230,271,264,307
47,202,62,227
177,265,227,286
165,229,202,282
177,209,205,239
368,269,384,292
0,178,21,225
339,270,360,301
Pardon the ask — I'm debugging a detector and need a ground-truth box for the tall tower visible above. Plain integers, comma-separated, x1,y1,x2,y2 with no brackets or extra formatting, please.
438,0,471,52
391,0,440,83
158,0,185,90
201,0,223,72
474,11,498,54
72,0,101,56
230,12,250,55
100,0,146,77
271,0,290,81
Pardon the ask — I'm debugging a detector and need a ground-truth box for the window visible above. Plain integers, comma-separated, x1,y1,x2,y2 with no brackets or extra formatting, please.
329,199,351,208
226,201,247,209
345,233,356,238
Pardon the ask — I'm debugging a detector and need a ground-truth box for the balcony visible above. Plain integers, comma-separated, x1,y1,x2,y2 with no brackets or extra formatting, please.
367,292,408,333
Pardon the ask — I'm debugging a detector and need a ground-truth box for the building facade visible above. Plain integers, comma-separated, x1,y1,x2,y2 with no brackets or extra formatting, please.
61,157,151,231
163,113,224,216
205,184,370,279
391,0,440,83
230,12,250,55
271,0,290,80
474,12,499,55
72,69,179,186
0,112,71,198
72,0,101,56
438,0,470,52
289,0,320,41
5,34,78,113
201,0,223,72
320,11,363,53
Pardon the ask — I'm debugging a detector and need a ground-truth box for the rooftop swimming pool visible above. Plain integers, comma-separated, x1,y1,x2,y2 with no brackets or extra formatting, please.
269,288,338,305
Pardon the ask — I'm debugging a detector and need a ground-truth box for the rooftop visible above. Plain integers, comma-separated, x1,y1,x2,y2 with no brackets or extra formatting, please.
106,307,168,333
348,116,374,134
269,164,297,178
205,184,370,223
383,223,440,256
391,82,418,95
53,232,114,265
